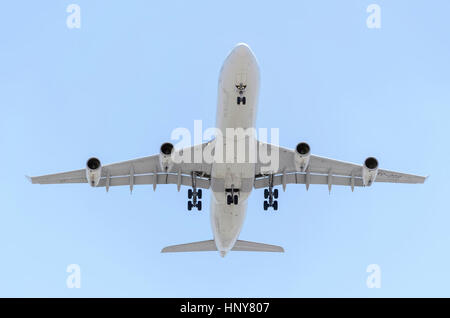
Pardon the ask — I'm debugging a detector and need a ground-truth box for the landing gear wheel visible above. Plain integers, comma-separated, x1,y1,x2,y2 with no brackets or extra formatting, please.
233,195,239,205
264,189,269,199
273,200,278,211
187,201,193,211
242,97,246,105
237,96,241,105
227,194,233,205
273,189,279,199
188,189,193,199
197,189,202,199
197,201,202,211
264,200,269,211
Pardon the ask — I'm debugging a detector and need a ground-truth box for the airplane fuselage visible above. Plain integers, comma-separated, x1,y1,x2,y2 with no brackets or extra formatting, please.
211,44,260,256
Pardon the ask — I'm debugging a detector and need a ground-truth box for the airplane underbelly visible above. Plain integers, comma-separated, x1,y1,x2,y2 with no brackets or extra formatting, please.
210,43,260,253
210,161,255,251
211,198,248,251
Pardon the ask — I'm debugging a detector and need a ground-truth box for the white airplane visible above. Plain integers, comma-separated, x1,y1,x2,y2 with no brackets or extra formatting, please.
28,43,426,257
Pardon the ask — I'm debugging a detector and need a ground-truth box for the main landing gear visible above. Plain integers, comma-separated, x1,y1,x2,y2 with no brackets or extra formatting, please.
226,188,239,205
236,83,247,105
263,174,279,211
187,172,202,211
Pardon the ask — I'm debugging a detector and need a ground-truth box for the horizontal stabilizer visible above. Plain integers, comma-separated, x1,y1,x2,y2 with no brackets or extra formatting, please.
161,240,217,253
232,240,284,252
161,240,284,253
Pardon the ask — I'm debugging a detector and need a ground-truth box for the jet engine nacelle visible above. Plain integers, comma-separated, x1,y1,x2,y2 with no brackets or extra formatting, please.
86,157,102,187
294,142,311,172
159,142,175,172
362,157,379,186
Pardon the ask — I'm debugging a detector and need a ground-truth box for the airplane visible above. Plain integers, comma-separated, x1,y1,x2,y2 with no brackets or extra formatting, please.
28,43,426,257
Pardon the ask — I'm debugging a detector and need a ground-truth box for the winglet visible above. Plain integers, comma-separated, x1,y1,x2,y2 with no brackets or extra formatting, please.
25,175,33,183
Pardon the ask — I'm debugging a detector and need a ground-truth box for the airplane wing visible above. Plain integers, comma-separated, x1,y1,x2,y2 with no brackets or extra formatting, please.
28,142,213,191
254,142,427,190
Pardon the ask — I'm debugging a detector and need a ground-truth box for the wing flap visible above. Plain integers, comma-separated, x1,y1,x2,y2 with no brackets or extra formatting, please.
96,173,210,189
254,173,364,189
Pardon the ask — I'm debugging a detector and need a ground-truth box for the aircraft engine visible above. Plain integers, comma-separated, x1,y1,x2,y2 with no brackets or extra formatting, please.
86,157,102,187
362,157,379,186
294,142,311,172
159,142,175,172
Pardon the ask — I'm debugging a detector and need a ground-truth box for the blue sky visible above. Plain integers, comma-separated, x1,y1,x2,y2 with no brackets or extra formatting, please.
0,1,449,297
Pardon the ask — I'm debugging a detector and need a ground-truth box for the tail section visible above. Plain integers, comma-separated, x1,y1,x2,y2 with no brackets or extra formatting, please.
161,240,284,254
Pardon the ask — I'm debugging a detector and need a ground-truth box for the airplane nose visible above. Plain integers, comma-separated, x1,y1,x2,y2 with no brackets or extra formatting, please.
233,43,253,57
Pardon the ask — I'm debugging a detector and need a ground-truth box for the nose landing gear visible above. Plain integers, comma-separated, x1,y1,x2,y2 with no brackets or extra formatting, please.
236,83,247,105
237,96,246,105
